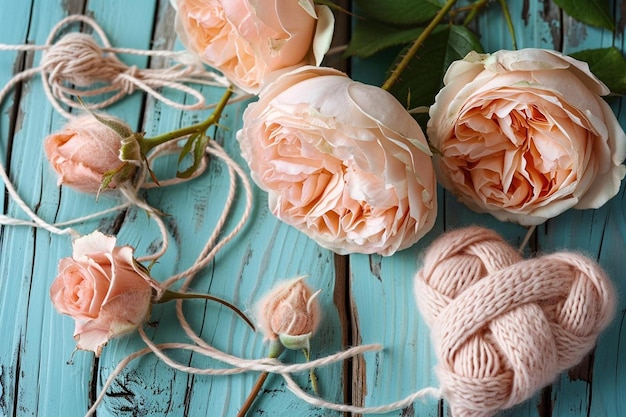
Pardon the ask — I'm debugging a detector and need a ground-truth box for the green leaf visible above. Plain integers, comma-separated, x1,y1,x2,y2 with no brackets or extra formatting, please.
570,47,626,94
552,0,614,31
177,133,209,178
346,20,424,58
354,0,444,25
387,25,482,127
177,132,200,165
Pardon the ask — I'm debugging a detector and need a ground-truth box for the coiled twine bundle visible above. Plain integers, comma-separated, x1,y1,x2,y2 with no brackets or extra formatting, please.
414,226,615,417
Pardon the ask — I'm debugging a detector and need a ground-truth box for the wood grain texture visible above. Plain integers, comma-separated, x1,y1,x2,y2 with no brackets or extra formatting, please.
0,1,624,417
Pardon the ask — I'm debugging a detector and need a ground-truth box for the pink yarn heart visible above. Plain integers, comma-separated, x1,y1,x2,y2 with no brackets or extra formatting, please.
414,226,615,417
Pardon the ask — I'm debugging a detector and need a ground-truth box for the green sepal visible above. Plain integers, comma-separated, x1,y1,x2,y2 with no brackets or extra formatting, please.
119,132,144,165
98,162,137,198
279,332,312,351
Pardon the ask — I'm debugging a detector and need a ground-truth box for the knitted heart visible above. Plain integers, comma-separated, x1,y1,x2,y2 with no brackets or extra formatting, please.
414,226,615,417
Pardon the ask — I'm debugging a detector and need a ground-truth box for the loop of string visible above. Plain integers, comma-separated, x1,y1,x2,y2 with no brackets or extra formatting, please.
86,327,441,417
0,14,254,119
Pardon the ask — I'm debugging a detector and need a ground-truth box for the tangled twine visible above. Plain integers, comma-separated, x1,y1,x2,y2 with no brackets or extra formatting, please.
0,13,393,416
414,226,616,417
0,14,250,119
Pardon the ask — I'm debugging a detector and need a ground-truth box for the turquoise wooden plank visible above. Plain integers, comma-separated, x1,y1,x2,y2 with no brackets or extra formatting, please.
0,2,92,417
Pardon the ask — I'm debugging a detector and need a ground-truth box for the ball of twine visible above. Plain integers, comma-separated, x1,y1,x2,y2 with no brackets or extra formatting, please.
0,14,236,120
414,226,615,417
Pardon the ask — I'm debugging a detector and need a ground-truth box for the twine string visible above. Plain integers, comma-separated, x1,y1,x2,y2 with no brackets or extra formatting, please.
0,14,243,119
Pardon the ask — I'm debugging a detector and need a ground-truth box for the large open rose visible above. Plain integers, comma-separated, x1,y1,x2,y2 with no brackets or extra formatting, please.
237,67,437,256
174,0,334,94
50,231,156,356
428,49,626,225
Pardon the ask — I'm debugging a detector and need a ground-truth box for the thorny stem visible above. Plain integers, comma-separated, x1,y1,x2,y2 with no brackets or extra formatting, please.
460,0,516,49
381,0,458,91
156,289,255,330
497,0,518,50
237,341,284,417
139,87,234,154
461,0,489,26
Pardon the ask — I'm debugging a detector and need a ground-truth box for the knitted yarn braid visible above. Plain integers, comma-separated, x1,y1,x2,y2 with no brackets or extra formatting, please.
414,226,615,417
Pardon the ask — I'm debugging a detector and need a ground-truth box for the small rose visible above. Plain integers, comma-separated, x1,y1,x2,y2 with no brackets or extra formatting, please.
174,0,334,94
44,114,139,194
257,277,321,351
50,231,157,356
239,277,322,415
237,66,437,256
428,49,626,225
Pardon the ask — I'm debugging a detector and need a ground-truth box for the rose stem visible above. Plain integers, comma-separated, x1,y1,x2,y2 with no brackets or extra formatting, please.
237,341,284,417
157,289,255,330
139,86,234,154
302,347,319,395
496,0,517,50
381,0,457,91
459,0,488,25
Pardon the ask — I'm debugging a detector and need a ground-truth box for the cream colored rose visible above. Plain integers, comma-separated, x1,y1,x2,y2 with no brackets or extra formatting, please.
237,67,437,256
174,0,334,94
428,49,626,225
50,231,156,356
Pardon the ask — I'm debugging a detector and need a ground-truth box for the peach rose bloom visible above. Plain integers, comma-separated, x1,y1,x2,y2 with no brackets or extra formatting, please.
428,49,626,225
50,231,156,356
256,277,321,350
237,67,437,256
174,0,334,94
44,114,136,194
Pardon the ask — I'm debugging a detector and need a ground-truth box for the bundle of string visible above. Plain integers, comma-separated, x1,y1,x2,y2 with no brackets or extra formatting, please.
0,14,252,119
0,12,394,417
414,226,616,417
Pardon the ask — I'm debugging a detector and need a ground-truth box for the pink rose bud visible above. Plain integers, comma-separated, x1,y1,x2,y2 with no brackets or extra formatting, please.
44,113,138,194
50,231,158,356
257,277,321,350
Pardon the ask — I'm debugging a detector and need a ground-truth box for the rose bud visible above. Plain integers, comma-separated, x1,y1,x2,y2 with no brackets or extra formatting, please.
50,231,158,356
257,277,321,351
428,48,626,225
174,0,334,94
44,113,138,194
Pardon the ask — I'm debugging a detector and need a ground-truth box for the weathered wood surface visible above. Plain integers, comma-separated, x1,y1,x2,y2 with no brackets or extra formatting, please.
0,1,624,417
